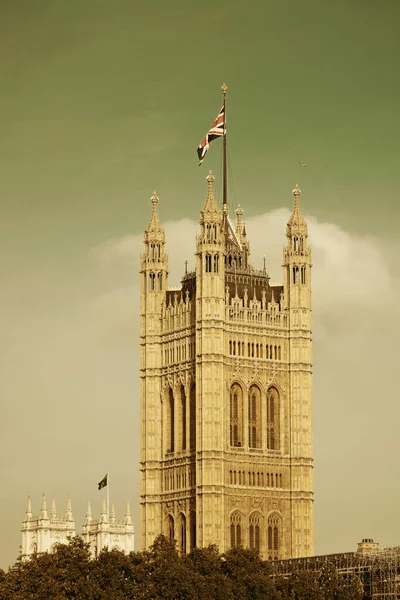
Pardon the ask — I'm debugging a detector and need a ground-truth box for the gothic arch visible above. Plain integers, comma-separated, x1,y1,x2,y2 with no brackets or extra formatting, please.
179,385,187,451
166,513,175,541
230,382,244,447
248,511,262,552
189,383,196,450
267,512,282,560
248,384,262,449
177,512,187,554
266,386,280,451
166,388,175,453
230,510,244,548
189,510,196,551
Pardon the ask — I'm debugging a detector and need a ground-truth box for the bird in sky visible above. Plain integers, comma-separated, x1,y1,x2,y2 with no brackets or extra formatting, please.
299,161,306,167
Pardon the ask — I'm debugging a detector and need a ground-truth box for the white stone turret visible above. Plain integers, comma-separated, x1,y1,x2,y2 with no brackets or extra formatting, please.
22,496,134,560
20,494,75,560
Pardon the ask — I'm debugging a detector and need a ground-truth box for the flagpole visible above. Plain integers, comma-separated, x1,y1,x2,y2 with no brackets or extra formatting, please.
107,472,110,519
222,83,227,208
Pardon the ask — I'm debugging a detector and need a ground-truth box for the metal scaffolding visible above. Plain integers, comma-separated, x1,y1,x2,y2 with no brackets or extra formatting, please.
272,546,400,599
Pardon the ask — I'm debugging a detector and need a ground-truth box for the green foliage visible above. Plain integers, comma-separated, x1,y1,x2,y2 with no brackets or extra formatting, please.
0,536,364,600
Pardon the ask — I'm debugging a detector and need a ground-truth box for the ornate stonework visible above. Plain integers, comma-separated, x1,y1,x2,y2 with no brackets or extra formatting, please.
20,495,134,560
140,177,313,559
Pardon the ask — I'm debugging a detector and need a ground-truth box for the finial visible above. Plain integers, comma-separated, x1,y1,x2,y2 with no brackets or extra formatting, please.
40,493,48,519
124,501,133,525
65,495,73,521
222,83,227,94
110,500,116,521
51,498,57,518
291,184,302,216
292,183,301,198
86,497,92,519
25,494,32,519
151,191,159,209
206,170,215,196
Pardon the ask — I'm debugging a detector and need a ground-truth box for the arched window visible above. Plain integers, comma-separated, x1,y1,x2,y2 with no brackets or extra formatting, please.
230,512,243,548
190,511,196,550
205,254,212,273
267,387,280,451
166,388,175,453
180,386,186,451
149,272,155,291
301,265,306,284
230,384,243,447
267,513,281,560
167,514,174,541
178,513,187,554
158,272,163,290
214,254,219,273
248,385,261,449
249,512,261,552
189,385,196,450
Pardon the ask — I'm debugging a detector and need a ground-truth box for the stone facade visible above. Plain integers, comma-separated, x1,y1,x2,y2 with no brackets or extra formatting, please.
20,494,134,559
140,175,313,559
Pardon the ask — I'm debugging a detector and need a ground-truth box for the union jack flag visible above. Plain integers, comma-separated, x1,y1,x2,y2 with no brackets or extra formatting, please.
197,104,225,165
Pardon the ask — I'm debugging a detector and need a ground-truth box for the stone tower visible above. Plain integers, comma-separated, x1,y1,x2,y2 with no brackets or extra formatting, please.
139,177,313,559
20,494,75,559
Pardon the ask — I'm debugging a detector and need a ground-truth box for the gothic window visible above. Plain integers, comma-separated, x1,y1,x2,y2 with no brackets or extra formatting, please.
267,513,281,560
229,340,232,354
267,387,280,451
230,512,243,548
180,386,187,451
167,514,175,541
189,385,196,450
205,254,212,273
166,388,175,453
190,511,196,550
248,385,261,448
249,513,261,553
230,384,243,447
293,237,298,252
178,513,187,554
233,341,236,356
214,254,219,273
293,266,299,284
158,272,163,290
301,266,306,284
149,272,155,291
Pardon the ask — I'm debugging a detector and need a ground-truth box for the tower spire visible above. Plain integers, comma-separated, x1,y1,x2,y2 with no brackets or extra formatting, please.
286,184,308,237
51,498,57,518
40,493,48,519
144,192,165,244
25,494,32,520
85,498,92,523
65,495,73,521
124,501,133,526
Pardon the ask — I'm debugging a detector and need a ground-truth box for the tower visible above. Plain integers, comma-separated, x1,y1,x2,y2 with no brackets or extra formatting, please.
139,177,314,559
20,494,76,559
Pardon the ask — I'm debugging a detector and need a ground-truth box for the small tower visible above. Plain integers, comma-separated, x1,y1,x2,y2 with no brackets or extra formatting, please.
282,184,314,557
195,171,227,549
139,192,168,550
20,494,76,560
84,499,135,557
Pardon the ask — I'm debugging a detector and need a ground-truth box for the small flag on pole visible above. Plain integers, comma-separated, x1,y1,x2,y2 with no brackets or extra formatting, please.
197,104,225,165
98,474,108,490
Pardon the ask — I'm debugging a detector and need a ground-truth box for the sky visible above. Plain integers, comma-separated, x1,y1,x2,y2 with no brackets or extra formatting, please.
1,0,400,569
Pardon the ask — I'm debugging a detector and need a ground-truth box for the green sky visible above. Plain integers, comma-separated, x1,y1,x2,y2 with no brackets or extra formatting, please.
1,0,399,568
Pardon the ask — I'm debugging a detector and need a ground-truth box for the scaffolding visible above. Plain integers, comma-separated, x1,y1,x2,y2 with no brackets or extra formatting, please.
272,545,400,599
